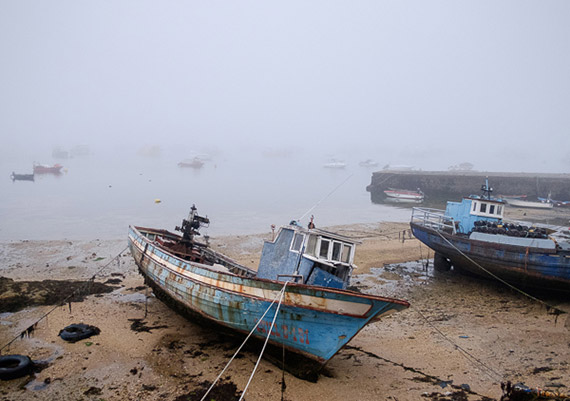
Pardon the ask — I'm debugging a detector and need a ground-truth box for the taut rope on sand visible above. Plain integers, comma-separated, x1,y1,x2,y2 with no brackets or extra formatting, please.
0,245,129,354
435,231,568,316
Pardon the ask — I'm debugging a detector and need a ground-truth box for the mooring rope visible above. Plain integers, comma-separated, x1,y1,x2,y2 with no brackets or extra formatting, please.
200,282,289,401
239,281,288,401
298,174,353,222
412,306,504,382
0,245,129,354
435,231,568,316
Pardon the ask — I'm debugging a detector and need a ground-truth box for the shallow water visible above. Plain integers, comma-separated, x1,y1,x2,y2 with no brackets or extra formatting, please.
354,261,431,298
1,152,412,240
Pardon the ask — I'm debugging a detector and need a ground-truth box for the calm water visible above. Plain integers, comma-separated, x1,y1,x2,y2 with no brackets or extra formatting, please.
1,153,412,241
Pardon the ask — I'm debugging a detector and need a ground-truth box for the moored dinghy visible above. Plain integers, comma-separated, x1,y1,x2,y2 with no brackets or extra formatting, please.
33,163,63,174
128,205,409,379
10,172,34,182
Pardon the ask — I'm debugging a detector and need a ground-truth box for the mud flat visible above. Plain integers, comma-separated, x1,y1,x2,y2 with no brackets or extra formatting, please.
0,223,568,401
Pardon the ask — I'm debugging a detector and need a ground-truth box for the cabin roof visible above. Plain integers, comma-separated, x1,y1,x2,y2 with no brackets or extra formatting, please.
285,224,362,245
463,196,505,205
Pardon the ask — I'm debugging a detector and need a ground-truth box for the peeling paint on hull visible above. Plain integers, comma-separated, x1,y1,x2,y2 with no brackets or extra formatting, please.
128,226,409,378
411,222,570,292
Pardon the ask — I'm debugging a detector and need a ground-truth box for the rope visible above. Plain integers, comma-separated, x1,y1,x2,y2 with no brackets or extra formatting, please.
435,231,568,316
412,306,504,382
0,245,129,354
298,174,353,222
200,282,289,401
239,282,288,401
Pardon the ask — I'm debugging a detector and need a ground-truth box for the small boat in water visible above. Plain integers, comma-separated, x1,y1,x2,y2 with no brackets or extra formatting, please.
178,157,204,169
33,163,63,174
323,159,347,169
359,159,379,168
10,172,34,182
383,188,424,203
128,206,409,379
410,179,570,293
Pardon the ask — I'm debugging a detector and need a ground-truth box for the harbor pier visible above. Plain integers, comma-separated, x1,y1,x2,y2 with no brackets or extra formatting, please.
366,170,570,203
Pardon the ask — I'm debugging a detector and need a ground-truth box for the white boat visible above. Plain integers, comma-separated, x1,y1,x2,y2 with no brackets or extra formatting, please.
323,160,346,169
359,159,378,168
178,157,205,169
383,188,424,203
504,198,553,209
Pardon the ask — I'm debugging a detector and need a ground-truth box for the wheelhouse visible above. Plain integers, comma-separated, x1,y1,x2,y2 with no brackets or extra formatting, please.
257,223,359,289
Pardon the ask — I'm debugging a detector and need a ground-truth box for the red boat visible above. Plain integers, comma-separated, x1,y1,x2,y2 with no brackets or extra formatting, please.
33,163,63,174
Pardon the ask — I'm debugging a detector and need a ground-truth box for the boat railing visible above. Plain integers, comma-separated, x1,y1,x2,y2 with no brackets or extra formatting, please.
411,207,457,234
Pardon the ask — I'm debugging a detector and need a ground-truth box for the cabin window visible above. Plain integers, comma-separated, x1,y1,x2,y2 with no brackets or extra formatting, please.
472,202,477,212
480,203,487,213
342,244,352,263
291,233,304,252
306,235,317,256
319,239,330,259
332,242,342,261
489,205,495,214
497,205,503,215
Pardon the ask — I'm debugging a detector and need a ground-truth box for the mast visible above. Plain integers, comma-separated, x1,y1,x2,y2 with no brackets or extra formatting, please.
481,177,493,200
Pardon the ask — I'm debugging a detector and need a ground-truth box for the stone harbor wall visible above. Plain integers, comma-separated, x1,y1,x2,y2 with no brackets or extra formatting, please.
366,170,570,203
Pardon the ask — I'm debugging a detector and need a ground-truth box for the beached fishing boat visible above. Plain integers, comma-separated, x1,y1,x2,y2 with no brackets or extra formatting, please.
33,163,63,174
383,188,424,203
128,206,409,379
410,180,570,293
538,196,570,207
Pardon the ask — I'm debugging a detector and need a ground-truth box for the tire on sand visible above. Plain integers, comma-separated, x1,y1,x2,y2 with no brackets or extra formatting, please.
0,355,33,380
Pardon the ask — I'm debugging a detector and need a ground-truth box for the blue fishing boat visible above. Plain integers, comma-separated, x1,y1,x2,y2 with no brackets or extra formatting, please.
410,180,570,293
128,206,409,380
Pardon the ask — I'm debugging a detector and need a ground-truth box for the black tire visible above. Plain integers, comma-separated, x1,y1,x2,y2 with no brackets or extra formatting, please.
59,323,100,343
433,253,451,272
0,355,33,380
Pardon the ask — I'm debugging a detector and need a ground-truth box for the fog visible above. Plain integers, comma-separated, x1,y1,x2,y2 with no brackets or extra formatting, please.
1,2,569,239
1,1,569,172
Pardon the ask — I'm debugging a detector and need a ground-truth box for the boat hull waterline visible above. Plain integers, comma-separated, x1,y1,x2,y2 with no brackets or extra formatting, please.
128,226,409,377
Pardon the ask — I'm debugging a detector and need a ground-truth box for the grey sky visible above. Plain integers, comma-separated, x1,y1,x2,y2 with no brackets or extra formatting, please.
1,1,569,171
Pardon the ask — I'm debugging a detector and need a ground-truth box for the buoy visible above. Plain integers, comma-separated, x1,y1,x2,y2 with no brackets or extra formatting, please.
154,199,161,204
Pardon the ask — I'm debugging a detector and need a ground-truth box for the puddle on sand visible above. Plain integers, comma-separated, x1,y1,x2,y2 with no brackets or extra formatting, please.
24,341,65,391
354,260,432,298
109,291,147,303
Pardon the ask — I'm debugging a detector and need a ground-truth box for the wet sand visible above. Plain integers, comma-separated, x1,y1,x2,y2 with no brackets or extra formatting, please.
0,219,569,401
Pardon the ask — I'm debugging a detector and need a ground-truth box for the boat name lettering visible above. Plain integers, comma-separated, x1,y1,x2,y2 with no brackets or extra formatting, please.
256,321,310,344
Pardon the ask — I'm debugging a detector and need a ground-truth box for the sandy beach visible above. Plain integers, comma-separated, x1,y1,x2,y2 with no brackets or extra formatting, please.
1,218,569,401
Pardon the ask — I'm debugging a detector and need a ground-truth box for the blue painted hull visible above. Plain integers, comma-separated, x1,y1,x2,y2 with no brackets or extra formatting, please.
128,226,409,377
411,222,570,292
